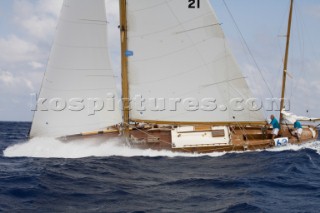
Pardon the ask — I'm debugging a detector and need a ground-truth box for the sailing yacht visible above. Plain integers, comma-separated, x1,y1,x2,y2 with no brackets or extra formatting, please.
30,0,318,153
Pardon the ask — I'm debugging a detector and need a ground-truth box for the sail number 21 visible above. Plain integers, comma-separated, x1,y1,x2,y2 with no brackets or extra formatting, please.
188,0,200,9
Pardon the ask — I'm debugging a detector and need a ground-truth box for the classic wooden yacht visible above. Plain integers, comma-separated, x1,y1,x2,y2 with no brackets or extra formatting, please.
29,0,318,153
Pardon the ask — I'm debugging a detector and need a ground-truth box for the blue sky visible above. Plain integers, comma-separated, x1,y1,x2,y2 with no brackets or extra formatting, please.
212,0,320,118
0,0,319,121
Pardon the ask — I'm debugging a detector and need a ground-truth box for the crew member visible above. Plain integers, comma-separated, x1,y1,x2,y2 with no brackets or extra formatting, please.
270,114,280,139
292,120,303,141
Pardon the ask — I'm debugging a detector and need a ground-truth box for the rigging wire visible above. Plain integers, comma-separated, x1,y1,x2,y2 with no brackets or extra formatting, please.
221,0,275,100
293,1,310,114
288,2,303,101
274,1,292,104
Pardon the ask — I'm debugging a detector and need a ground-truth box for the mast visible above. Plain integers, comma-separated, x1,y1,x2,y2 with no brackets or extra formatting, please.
279,0,294,124
119,0,130,135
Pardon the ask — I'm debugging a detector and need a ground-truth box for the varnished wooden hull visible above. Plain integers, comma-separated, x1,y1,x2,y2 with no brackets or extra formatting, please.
62,125,318,153
128,125,318,153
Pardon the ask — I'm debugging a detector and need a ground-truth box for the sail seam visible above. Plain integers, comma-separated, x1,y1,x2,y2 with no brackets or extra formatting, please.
46,65,113,71
59,17,106,26
129,55,229,85
128,12,212,38
130,37,221,62
53,42,109,49
41,86,116,92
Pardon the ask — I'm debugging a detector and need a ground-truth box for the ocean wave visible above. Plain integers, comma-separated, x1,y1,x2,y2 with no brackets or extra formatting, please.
265,140,320,154
3,136,320,159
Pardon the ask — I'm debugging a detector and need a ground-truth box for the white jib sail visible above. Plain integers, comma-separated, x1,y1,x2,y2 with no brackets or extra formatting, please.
126,0,264,123
30,0,122,138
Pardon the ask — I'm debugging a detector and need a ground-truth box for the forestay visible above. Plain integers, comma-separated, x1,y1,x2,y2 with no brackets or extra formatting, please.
126,0,264,123
30,0,122,138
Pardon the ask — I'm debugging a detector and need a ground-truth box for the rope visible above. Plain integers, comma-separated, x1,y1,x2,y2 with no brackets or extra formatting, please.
285,122,295,137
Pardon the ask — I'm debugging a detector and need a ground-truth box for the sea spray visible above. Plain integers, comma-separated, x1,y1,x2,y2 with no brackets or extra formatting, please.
4,136,320,159
266,140,320,153
3,137,225,158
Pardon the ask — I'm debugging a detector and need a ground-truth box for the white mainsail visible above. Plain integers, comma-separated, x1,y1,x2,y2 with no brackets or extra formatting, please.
30,0,122,138
126,0,264,123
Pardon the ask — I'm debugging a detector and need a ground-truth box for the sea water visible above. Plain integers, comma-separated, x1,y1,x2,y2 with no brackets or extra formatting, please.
1,122,320,212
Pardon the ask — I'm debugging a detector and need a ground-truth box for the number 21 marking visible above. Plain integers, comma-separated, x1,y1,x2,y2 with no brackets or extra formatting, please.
188,0,200,9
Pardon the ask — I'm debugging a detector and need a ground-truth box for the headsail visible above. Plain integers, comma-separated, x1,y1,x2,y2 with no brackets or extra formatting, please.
30,0,122,138
125,0,264,123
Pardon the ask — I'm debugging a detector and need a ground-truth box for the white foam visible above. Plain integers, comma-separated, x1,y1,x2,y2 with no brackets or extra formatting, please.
3,137,226,158
4,137,320,159
265,140,320,154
